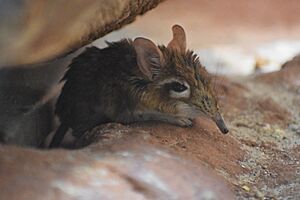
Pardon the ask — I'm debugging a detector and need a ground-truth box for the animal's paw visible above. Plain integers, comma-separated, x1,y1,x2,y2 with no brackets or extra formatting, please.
174,117,193,127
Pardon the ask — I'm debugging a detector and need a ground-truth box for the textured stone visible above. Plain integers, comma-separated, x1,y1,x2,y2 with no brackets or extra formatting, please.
0,0,164,66
0,140,233,200
1,56,300,199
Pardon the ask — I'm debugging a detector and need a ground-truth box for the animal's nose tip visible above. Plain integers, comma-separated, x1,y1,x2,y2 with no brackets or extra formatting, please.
214,113,229,134
221,127,229,134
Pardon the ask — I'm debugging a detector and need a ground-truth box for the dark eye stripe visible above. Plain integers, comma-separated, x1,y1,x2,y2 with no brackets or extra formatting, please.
171,82,187,92
165,82,187,93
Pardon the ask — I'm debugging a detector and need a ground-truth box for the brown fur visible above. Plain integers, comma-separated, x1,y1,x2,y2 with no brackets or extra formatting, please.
49,25,228,148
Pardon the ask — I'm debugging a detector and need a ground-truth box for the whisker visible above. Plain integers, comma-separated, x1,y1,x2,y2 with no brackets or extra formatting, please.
212,57,222,100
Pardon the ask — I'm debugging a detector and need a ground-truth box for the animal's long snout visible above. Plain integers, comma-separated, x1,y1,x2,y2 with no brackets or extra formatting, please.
213,112,229,134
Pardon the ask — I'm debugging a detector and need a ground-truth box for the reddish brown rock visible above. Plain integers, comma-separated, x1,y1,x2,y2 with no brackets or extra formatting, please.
0,0,164,66
77,122,246,177
75,56,300,199
0,141,233,200
256,55,300,88
1,56,300,200
1,0,300,199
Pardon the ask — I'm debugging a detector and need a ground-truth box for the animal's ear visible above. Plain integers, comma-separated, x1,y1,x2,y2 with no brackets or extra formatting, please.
133,37,163,80
167,24,186,53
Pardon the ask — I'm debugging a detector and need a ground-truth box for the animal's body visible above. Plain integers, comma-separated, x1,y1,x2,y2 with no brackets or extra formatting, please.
50,25,228,148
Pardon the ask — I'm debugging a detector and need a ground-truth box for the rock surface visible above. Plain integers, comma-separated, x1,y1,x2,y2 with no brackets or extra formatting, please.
1,1,300,199
0,0,164,66
0,140,233,200
76,55,300,199
0,56,299,199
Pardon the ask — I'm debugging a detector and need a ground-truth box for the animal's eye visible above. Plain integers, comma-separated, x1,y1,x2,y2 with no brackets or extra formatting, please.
170,82,187,92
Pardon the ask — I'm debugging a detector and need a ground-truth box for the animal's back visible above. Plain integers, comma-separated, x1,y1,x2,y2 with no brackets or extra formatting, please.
55,39,138,133
50,24,229,148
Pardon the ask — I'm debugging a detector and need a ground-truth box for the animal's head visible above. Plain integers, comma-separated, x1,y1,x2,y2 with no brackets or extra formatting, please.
132,25,228,134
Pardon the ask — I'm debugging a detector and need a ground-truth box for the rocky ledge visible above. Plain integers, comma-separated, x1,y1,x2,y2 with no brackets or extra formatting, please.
1,55,300,199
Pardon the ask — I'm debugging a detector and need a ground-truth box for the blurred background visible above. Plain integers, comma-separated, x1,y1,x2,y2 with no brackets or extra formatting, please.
96,0,300,75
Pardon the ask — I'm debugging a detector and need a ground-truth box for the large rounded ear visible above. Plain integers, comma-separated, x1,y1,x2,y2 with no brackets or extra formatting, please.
133,37,164,80
167,24,186,53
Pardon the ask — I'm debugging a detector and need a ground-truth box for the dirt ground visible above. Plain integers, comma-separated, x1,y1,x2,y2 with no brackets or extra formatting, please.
76,56,300,199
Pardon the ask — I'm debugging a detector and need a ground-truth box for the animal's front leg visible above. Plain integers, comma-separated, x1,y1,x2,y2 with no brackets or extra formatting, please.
118,111,193,127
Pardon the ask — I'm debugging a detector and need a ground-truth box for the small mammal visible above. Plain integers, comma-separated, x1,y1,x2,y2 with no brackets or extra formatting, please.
50,25,229,148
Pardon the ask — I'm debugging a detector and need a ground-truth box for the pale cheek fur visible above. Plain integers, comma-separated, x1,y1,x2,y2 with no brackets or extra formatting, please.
175,103,200,118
